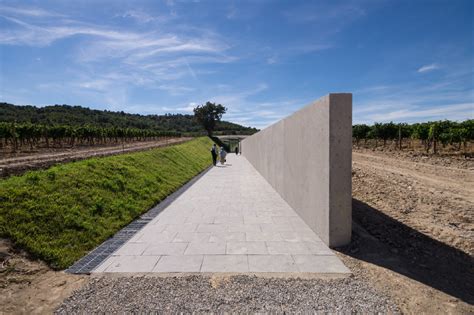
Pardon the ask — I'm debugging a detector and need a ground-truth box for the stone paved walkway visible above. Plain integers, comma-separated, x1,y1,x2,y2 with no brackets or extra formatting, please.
93,154,350,274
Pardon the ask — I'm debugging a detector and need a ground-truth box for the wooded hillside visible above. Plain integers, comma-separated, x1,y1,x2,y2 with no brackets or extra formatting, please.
0,103,258,135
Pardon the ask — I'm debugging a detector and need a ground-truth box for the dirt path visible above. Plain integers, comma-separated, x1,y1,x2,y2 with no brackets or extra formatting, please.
335,150,474,314
0,137,192,177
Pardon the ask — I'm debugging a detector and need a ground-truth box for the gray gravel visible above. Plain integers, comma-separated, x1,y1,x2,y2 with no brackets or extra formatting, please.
56,275,399,313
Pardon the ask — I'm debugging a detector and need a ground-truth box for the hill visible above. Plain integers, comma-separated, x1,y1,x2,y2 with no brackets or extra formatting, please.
0,103,258,135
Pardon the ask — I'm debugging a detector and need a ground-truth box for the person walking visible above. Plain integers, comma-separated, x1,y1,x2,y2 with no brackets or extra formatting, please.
219,147,227,165
211,144,217,166
234,146,239,155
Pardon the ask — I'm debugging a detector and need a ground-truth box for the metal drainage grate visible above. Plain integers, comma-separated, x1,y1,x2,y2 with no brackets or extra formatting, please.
66,166,212,274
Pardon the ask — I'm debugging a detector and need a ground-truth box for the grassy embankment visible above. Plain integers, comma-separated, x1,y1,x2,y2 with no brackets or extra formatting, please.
0,137,213,269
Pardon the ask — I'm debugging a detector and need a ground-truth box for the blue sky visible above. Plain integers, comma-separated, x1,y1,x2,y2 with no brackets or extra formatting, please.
0,0,472,128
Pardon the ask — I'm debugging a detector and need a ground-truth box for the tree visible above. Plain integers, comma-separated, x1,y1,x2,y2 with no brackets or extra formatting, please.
193,101,227,136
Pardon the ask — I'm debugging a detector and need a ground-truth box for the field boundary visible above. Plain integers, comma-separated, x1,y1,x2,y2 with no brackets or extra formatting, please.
0,137,192,178
66,165,213,274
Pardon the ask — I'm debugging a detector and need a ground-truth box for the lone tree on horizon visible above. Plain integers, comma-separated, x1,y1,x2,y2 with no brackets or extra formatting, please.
193,101,227,136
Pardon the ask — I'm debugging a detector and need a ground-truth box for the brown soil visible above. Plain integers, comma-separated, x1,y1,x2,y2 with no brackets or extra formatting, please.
353,149,473,255
0,239,87,314
0,137,192,178
354,146,474,169
335,149,474,314
0,149,472,313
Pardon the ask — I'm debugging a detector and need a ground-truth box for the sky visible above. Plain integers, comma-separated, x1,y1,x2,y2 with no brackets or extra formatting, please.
0,0,472,128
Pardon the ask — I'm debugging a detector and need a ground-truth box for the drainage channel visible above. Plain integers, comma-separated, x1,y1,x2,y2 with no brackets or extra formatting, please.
66,166,212,274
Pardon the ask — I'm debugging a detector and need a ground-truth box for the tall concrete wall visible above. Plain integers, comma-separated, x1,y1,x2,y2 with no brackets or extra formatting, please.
241,93,352,247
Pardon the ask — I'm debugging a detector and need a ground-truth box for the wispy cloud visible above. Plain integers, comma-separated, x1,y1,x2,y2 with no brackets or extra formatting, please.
2,2,471,130
224,98,309,129
207,83,269,106
0,14,227,59
369,103,473,122
118,10,161,24
0,3,237,105
354,66,474,124
184,84,312,129
158,84,195,96
0,5,64,17
417,63,440,73
0,15,141,46
266,55,278,64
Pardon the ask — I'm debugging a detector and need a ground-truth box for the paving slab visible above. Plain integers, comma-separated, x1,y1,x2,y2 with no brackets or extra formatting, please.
92,154,350,275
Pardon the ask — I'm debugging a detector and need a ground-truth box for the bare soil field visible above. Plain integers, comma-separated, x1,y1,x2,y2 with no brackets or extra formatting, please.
336,148,473,313
352,148,473,255
0,149,472,313
0,137,191,178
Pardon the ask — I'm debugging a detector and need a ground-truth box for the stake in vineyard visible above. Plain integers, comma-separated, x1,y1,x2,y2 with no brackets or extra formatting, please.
352,120,473,154
1,119,473,154
0,122,181,151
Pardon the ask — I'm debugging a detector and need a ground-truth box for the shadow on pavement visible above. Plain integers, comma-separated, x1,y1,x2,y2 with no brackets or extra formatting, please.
336,198,474,304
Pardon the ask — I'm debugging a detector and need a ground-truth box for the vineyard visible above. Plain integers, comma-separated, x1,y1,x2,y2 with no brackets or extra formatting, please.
352,120,474,154
0,103,258,136
0,122,181,152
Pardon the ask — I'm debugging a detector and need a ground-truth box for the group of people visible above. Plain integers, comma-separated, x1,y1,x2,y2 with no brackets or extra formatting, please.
210,143,239,166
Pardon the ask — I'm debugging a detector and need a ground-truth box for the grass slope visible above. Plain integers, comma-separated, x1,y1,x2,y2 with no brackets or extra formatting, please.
0,137,213,269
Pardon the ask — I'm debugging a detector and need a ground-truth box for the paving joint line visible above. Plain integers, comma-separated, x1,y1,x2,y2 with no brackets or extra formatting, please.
66,165,213,274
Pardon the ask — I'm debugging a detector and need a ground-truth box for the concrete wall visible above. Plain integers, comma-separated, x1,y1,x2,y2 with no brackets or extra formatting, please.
241,93,352,247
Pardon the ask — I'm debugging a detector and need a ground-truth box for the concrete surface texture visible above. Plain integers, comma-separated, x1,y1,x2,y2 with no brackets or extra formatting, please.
241,94,352,247
93,154,350,274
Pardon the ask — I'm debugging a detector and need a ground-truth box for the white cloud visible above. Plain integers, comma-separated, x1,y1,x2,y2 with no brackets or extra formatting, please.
162,102,195,112
205,83,268,106
176,83,293,128
266,56,278,64
158,84,195,96
0,5,64,17
353,69,474,124
176,104,196,112
0,4,237,97
369,103,473,122
78,79,112,92
417,63,440,73
119,10,159,23
0,14,226,62
0,16,141,46
188,85,309,129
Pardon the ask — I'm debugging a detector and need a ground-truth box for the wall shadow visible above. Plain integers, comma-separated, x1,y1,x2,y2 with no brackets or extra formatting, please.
335,199,474,304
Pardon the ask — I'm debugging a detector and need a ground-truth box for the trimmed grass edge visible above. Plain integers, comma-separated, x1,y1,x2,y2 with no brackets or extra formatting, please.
0,137,213,269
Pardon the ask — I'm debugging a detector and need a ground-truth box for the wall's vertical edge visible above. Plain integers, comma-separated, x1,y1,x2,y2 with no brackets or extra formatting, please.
241,93,352,247
328,94,353,247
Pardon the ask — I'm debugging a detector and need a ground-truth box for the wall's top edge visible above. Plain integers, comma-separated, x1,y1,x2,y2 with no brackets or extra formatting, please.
245,93,352,140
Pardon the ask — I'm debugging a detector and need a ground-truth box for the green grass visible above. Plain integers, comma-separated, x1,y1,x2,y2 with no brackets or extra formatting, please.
0,137,213,269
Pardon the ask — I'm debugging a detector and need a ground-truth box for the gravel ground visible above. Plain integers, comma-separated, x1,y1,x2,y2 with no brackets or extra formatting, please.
56,275,399,313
